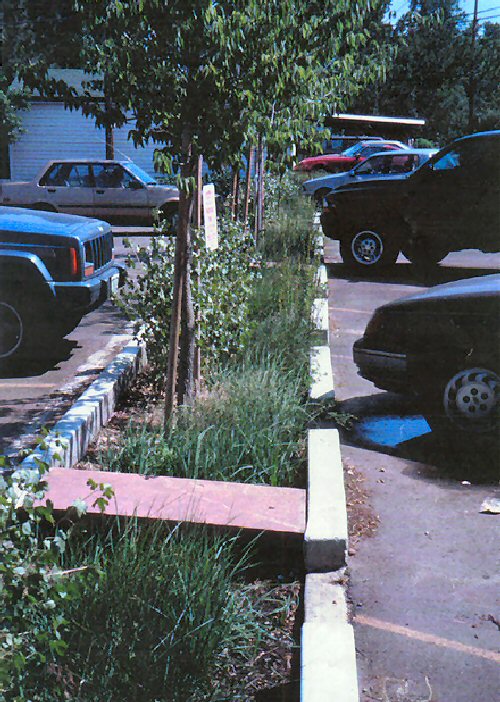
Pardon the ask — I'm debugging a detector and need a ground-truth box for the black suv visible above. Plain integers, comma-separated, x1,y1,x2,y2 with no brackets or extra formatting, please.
320,131,500,269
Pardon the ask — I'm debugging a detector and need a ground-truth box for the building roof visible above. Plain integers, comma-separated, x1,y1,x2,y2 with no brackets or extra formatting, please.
333,113,426,127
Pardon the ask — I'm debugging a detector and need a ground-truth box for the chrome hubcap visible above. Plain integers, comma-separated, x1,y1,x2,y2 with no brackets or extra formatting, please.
351,231,383,265
444,368,500,432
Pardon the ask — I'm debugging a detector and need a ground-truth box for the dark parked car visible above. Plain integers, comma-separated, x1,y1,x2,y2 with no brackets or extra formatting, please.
320,131,500,269
302,149,437,201
0,207,124,363
353,274,500,436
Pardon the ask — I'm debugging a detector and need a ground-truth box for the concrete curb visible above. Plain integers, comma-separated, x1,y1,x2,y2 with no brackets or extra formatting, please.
21,338,146,471
302,235,358,700
304,428,347,572
310,346,335,401
311,298,329,336
301,573,358,701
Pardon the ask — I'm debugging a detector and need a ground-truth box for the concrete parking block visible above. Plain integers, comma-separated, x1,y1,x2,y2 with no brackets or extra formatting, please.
21,339,145,471
310,346,335,401
304,572,349,625
304,428,348,571
301,622,358,702
312,298,329,335
314,263,328,288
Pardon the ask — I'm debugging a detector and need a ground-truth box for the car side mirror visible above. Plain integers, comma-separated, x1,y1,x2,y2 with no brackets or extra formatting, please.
129,180,145,190
349,171,356,177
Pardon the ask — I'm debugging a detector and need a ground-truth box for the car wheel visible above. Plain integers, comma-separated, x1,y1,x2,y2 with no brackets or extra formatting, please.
0,296,30,362
314,188,330,205
340,229,399,268
425,367,500,436
402,239,446,267
32,203,57,212
156,203,179,234
54,315,82,337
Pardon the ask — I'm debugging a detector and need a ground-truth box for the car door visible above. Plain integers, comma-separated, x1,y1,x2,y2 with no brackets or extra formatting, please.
405,138,499,249
92,163,149,223
39,162,94,216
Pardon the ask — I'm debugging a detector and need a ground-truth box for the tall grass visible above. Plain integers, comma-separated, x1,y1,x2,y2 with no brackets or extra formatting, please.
59,521,272,702
100,356,309,487
99,253,317,487
259,172,316,262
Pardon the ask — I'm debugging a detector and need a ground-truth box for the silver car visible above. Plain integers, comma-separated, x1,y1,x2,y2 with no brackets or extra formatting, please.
0,159,179,226
302,148,438,201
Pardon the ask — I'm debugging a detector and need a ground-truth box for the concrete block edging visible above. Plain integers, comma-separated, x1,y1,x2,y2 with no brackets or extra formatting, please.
20,339,146,472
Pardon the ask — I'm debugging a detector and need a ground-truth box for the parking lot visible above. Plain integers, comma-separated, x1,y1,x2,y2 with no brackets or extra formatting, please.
324,239,500,702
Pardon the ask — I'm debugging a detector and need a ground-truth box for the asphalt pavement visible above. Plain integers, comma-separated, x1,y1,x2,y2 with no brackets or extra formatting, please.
324,240,500,702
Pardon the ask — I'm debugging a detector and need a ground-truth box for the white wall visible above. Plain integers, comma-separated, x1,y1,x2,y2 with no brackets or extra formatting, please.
9,103,163,181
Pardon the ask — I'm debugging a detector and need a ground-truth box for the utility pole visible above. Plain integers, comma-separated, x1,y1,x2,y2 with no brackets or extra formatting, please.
468,0,479,133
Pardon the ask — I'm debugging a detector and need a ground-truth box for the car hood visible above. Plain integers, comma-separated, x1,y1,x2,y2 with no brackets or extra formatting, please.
391,274,500,308
0,206,110,240
146,184,179,196
303,172,353,190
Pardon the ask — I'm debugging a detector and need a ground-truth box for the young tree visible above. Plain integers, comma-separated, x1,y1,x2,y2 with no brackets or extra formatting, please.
10,0,388,422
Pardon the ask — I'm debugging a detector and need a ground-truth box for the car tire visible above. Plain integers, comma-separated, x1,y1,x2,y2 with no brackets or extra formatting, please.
32,203,57,212
340,228,399,269
425,366,500,437
156,203,179,234
402,239,447,267
54,315,82,338
0,295,33,363
314,188,330,205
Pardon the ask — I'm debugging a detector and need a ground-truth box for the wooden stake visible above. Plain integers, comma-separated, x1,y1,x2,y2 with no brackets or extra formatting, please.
194,155,203,387
243,146,254,228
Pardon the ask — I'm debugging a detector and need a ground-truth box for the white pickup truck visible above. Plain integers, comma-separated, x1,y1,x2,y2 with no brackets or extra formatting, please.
0,159,179,226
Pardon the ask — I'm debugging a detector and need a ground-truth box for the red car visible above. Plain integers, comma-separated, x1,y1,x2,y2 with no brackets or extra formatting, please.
294,140,408,173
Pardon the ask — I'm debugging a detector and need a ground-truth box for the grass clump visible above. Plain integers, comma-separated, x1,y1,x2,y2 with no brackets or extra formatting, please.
59,521,279,702
259,172,316,262
101,356,308,487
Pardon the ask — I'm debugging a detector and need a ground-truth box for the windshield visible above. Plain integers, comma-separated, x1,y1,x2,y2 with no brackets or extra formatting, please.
123,162,157,185
342,143,365,157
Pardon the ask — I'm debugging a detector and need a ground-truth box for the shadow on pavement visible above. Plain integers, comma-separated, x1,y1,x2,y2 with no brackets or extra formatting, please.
337,393,499,486
0,339,78,379
326,261,500,288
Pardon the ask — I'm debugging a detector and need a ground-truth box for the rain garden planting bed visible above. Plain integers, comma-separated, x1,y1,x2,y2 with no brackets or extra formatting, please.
3,177,324,701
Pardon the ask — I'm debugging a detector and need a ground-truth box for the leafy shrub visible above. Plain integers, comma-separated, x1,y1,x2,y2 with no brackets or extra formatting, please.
118,219,259,386
0,452,74,701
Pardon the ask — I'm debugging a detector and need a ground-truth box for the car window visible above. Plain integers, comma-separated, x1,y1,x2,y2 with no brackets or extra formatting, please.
355,154,387,174
66,164,92,187
432,149,462,171
94,164,136,188
40,163,92,187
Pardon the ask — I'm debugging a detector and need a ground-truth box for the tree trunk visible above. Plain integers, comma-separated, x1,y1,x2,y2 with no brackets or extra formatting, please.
177,217,196,405
163,129,193,429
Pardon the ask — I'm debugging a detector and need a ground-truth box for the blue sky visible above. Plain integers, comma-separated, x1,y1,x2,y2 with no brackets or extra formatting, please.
389,0,500,23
